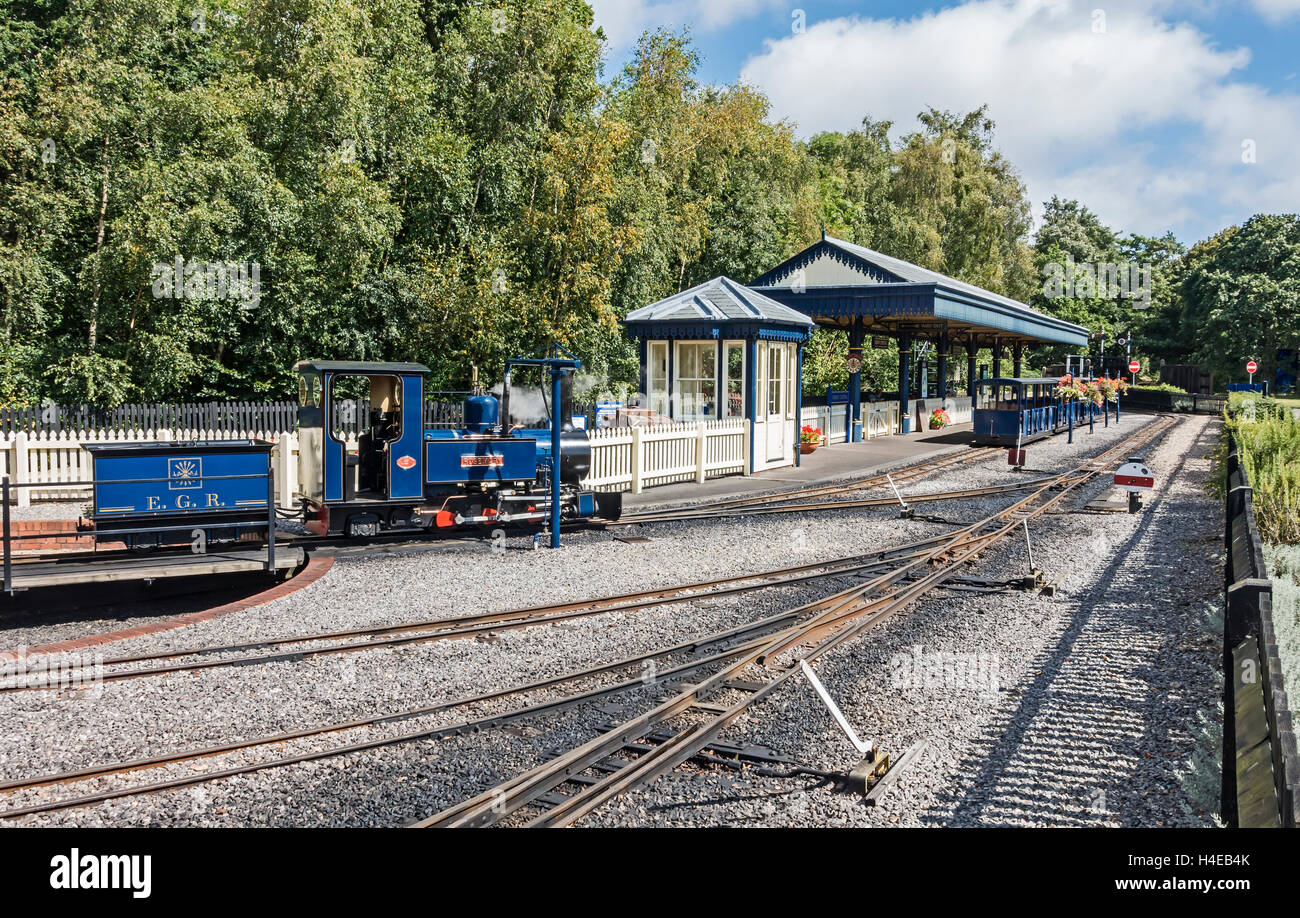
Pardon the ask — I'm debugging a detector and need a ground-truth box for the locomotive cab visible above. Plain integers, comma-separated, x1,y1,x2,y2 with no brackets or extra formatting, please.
294,360,429,535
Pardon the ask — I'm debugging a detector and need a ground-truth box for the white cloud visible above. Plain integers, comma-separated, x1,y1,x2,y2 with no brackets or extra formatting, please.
735,0,1300,242
1250,0,1300,21
589,0,783,48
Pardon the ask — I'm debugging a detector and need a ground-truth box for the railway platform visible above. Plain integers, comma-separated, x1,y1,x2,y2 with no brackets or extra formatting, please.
623,422,976,512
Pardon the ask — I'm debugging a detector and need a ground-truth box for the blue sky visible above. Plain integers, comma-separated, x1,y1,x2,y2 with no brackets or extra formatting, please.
590,1,1300,247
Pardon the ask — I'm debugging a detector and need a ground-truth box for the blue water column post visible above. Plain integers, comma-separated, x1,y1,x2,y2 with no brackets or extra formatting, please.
550,366,564,548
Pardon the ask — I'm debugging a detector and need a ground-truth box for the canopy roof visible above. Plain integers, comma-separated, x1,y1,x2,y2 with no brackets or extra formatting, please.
750,235,1088,348
624,276,815,341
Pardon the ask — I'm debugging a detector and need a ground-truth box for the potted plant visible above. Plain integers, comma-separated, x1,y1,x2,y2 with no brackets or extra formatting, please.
928,407,951,429
799,425,823,453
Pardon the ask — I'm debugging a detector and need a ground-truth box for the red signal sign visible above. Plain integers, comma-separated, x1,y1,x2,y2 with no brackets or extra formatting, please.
1114,461,1154,492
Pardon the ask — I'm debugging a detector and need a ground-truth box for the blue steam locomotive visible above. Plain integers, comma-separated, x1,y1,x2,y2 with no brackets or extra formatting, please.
295,360,619,537
87,360,620,544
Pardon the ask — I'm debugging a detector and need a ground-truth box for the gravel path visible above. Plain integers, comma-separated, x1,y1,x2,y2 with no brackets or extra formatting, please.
0,412,1221,827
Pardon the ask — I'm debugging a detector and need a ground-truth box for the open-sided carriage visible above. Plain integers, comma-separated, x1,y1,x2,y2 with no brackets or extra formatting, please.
971,377,1073,446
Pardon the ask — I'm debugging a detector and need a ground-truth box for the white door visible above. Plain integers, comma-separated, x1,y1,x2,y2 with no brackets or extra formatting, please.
766,343,786,462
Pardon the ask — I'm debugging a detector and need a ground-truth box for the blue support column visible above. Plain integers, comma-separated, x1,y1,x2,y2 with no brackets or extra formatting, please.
1012,342,1023,379
966,342,977,398
848,323,863,442
795,342,803,467
937,335,949,400
991,339,1002,380
899,334,912,434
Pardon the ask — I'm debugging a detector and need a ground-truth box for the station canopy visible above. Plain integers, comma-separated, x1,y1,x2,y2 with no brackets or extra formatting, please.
750,234,1088,349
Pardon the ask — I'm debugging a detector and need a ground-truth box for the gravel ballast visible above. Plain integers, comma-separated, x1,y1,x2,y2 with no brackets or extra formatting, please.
0,413,1223,827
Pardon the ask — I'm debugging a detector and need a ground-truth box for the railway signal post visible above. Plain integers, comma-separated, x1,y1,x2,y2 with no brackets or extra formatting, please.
1114,457,1155,513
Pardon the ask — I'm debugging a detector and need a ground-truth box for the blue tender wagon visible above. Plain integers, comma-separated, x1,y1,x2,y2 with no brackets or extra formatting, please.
86,440,274,546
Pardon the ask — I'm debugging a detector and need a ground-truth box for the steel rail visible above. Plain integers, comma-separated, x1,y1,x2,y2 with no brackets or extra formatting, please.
518,420,1177,827
0,592,890,817
610,477,1056,524
614,447,1004,524
8,522,1021,690
413,416,1176,827
526,418,1179,827
651,446,1002,513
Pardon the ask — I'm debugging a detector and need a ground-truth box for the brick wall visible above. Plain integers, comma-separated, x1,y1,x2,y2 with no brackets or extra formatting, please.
4,520,124,553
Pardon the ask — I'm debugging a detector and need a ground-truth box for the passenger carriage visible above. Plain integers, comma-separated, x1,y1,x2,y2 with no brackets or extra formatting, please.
970,377,1070,447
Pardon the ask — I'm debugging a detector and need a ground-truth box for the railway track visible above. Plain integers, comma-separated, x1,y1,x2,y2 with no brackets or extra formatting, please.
613,445,1002,524
4,449,1043,690
0,421,1170,822
0,493,1059,815
0,529,992,691
411,416,1177,827
0,554,954,818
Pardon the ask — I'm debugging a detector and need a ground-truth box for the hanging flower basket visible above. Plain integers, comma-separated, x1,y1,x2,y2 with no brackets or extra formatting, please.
928,408,951,429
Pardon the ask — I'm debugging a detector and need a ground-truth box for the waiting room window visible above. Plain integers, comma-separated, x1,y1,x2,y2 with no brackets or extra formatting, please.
649,342,669,417
723,342,745,418
676,342,717,421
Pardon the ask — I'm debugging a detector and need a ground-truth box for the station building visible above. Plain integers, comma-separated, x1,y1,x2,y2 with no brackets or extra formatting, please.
623,277,814,472
623,236,1089,473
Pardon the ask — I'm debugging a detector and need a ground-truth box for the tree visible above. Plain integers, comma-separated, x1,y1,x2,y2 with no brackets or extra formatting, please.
1181,214,1300,385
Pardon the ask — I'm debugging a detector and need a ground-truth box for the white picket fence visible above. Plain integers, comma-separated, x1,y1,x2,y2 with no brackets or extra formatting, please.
1,429,301,509
801,396,973,442
585,419,749,493
2,397,983,507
